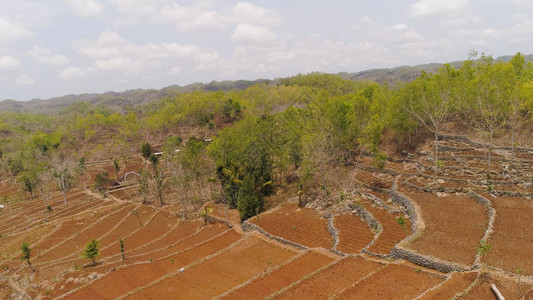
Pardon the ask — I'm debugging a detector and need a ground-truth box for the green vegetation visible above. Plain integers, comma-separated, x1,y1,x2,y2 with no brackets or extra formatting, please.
0,53,531,222
476,239,492,256
81,239,100,266
20,242,34,273
119,238,125,261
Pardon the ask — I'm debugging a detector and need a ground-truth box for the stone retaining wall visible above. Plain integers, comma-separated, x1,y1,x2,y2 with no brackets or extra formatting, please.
241,221,308,250
469,192,496,268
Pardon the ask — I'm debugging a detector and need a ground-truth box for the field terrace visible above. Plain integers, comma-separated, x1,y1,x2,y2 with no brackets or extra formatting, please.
1,134,533,299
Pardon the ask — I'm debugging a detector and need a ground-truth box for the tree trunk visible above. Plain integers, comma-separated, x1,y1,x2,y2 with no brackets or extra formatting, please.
488,129,493,172
62,190,67,205
434,129,439,173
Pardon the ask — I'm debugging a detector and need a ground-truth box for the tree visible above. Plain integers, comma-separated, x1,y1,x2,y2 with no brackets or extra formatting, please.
81,239,100,266
237,175,263,221
140,142,152,159
400,65,457,165
113,158,120,179
21,242,34,273
470,56,513,171
50,155,76,204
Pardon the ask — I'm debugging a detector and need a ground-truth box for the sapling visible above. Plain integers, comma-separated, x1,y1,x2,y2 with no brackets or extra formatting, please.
517,268,523,298
82,239,100,266
119,238,125,260
21,242,34,273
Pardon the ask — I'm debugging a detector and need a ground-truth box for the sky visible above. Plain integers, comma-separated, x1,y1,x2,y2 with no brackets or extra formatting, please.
0,0,532,101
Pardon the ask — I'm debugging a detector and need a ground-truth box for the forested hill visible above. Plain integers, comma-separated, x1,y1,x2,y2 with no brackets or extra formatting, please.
0,79,269,114
1,54,531,114
338,54,533,84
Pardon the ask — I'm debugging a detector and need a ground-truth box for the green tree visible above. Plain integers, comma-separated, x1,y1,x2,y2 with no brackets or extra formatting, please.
400,65,458,165
81,239,100,266
237,175,263,221
140,142,152,159
21,242,34,273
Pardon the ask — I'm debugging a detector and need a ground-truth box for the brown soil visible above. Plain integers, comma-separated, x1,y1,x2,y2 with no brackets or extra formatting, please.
126,234,296,300
274,256,383,300
334,214,375,254
365,204,411,255
33,203,132,264
96,205,154,247
123,220,202,258
0,283,13,299
459,272,532,300
249,202,332,249
401,191,488,266
337,263,443,299
222,250,336,300
419,271,478,300
355,169,394,190
98,210,177,258
62,229,242,300
481,193,533,276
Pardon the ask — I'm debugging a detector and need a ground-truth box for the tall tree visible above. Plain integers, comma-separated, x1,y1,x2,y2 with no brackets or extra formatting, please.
400,65,458,165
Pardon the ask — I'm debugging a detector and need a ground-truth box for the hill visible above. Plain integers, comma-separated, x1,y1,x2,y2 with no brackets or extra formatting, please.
1,54,531,114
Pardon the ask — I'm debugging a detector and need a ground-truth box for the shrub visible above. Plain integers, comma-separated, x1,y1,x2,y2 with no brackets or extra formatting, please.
140,142,152,159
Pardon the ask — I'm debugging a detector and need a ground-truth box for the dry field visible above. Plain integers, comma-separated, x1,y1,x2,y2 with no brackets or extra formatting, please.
0,135,532,299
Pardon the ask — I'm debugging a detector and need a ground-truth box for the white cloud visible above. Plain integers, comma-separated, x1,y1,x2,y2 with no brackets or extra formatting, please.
27,46,69,66
411,0,470,17
231,23,277,47
59,66,86,80
15,75,33,86
231,2,280,26
0,56,20,69
74,31,127,58
74,31,215,75
108,0,164,16
0,17,32,43
65,0,103,17
393,23,408,31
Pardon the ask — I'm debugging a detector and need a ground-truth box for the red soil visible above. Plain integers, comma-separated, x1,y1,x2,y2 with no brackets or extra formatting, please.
459,273,532,300
97,205,154,248
334,214,375,254
222,250,336,300
401,191,488,266
123,220,202,258
0,283,13,299
365,204,411,255
34,203,132,264
98,210,177,258
64,230,243,300
126,234,296,300
419,272,478,300
38,224,229,292
480,193,533,276
337,263,443,300
274,256,383,300
249,202,332,249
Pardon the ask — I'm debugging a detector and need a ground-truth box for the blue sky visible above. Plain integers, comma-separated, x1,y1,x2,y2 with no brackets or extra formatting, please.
0,0,532,101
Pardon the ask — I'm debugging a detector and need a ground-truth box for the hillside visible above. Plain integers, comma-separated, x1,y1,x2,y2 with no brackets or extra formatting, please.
2,54,531,115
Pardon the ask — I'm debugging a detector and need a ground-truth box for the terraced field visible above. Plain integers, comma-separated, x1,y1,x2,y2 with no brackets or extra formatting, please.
1,135,532,299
